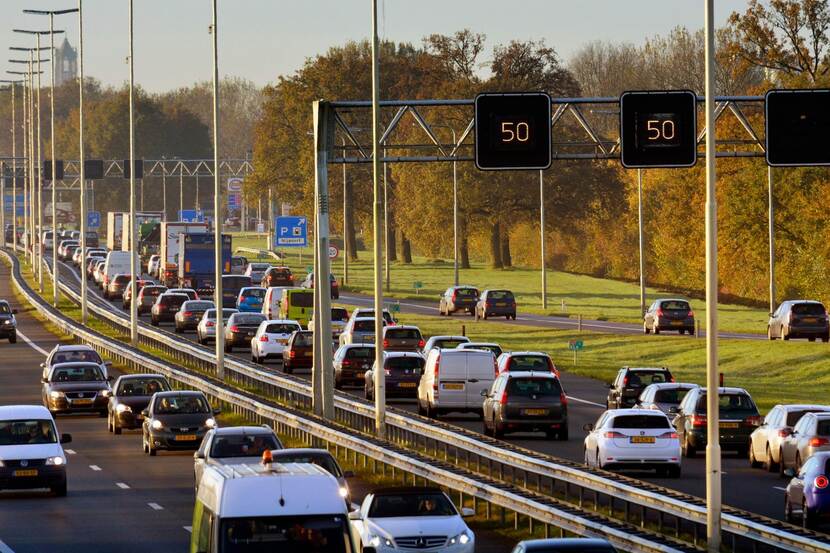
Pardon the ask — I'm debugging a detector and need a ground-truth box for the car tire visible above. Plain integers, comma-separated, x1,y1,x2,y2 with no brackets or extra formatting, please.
584,448,591,467
785,494,794,522
768,327,774,341
809,337,816,342
749,443,761,468
667,465,681,478
113,418,122,435
150,318,159,326
796,453,803,471
492,421,504,439
99,410,107,418
224,343,232,353
683,434,696,458
803,499,814,529
8,333,16,344
51,479,67,497
283,366,293,375
823,333,830,343
557,427,569,441
765,445,777,472
653,325,660,335
779,449,787,478
174,325,182,334
644,325,650,335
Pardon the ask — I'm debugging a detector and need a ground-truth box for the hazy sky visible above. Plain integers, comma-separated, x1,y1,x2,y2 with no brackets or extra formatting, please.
1,1,750,92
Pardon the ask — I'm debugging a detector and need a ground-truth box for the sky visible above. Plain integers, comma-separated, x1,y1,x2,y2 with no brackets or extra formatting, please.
0,0,750,93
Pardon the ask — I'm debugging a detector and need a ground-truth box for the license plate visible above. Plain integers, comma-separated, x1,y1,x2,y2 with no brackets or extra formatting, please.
304,351,313,357
174,434,197,441
278,339,288,344
804,317,817,323
443,383,464,391
630,436,656,444
719,422,739,429
671,321,684,326
398,382,416,388
72,399,93,405
496,302,506,307
522,408,547,416
13,469,38,477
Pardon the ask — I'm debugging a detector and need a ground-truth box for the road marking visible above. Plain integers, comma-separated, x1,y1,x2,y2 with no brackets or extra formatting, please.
89,465,102,471
566,395,605,408
116,482,130,489
773,486,788,492
64,449,76,455
148,502,164,511
183,526,192,533
15,329,48,356
0,539,16,553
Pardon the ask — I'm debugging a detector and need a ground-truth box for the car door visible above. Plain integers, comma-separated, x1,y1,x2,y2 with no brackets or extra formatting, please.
783,416,809,468
754,407,779,461
674,390,695,442
482,377,500,422
789,457,816,508
465,352,496,408
194,431,213,485
609,370,624,408
586,413,609,465
797,416,818,465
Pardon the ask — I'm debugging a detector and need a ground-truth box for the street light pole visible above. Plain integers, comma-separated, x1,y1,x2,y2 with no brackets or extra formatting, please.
342,137,348,284
637,168,646,316
128,0,138,345
539,170,547,310
78,0,87,324
383,158,389,291
210,0,225,380
767,166,775,314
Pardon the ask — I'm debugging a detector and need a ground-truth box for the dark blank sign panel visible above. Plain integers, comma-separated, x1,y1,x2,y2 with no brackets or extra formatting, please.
766,89,830,167
474,92,551,170
620,90,698,168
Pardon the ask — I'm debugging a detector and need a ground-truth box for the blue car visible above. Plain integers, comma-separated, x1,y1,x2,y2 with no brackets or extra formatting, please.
785,450,830,528
236,286,266,313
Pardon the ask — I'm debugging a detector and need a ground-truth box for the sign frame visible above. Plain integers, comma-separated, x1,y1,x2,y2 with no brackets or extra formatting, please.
474,92,552,171
619,89,698,169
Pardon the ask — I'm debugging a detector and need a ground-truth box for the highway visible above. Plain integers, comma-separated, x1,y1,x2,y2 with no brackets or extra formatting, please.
53,260,809,527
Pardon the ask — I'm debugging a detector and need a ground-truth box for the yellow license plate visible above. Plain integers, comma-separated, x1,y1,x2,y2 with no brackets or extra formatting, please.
496,302,506,307
174,434,197,441
304,351,313,357
630,436,656,444
671,321,684,326
72,399,93,405
398,382,416,388
719,422,739,429
523,408,547,416
804,317,817,323
443,383,464,391
13,469,38,477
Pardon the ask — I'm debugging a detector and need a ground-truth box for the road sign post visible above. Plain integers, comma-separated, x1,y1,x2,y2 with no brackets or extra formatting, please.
568,339,584,365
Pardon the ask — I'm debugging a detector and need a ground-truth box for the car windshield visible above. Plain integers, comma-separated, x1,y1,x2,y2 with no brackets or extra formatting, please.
154,395,210,414
456,288,478,298
52,349,103,365
117,377,170,396
353,320,376,332
507,378,562,396
488,290,514,300
210,433,280,458
660,300,690,311
792,303,826,315
817,420,830,436
219,515,349,553
696,393,756,413
266,323,301,335
628,371,669,386
0,303,11,314
345,347,374,359
612,415,671,429
292,333,313,347
386,329,421,339
52,365,104,382
387,357,424,371
787,410,824,427
234,314,266,325
368,492,456,518
331,308,349,321
272,453,341,476
654,388,691,404
509,355,551,371
289,292,314,308
0,419,57,445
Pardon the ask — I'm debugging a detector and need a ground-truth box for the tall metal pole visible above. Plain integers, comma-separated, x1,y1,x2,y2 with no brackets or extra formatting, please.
28,55,34,266
370,0,386,439
211,0,225,379
11,83,17,251
453,142,458,287
20,72,28,258
637,168,646,315
79,0,87,324
342,138,348,284
703,1,721,550
49,14,59,307
162,161,167,219
383,158,390,292
179,164,184,217
767,166,775,314
35,39,44,291
128,0,138,345
539,170,547,310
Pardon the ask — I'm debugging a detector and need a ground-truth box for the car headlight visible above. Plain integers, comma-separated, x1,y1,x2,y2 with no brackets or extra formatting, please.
448,530,472,545
45,456,65,466
205,418,216,429
338,485,349,498
369,535,393,548
50,391,65,399
115,403,132,413
151,419,164,431
2,319,12,325
101,389,112,398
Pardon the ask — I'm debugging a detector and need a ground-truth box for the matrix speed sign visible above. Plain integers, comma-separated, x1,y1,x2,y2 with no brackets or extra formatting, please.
765,89,830,166
474,92,551,171
620,90,698,168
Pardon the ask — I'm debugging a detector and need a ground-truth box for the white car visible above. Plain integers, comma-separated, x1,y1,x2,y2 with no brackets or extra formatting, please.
350,487,474,552
0,405,72,496
583,408,681,477
147,254,161,277
250,319,302,364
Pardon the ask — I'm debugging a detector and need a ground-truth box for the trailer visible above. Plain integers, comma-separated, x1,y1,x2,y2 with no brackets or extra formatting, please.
106,212,128,251
158,221,209,286
178,233,232,297
120,211,164,252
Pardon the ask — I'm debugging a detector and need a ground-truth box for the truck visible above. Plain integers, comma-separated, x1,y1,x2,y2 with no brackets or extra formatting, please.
120,211,164,253
158,221,209,286
177,233,232,296
106,212,128,251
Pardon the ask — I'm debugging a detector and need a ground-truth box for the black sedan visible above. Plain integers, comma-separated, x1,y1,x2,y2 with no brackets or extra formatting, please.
107,374,172,434
142,391,220,456
223,312,266,352
174,300,215,333
42,362,112,416
0,300,17,343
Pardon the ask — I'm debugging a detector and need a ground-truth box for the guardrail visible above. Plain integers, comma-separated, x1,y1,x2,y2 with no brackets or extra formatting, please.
33,250,830,553
2,248,699,553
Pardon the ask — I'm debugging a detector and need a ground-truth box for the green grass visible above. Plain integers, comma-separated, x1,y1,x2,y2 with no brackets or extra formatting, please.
230,232,769,335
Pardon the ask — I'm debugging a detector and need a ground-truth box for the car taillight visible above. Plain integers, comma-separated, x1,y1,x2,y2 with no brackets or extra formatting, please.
778,429,792,437
744,415,762,427
559,392,568,406
810,437,830,447
659,431,679,439
182,311,192,317
289,350,296,358
229,325,239,332
500,390,509,405
259,335,269,342
604,431,626,438
342,359,353,367
451,292,457,302
433,354,440,390
691,414,707,427
418,339,425,348
384,368,391,376
687,310,695,318
493,358,499,376
382,339,389,348
816,475,829,489
485,300,492,307
656,308,663,317
206,321,214,327
670,376,676,383
623,376,628,387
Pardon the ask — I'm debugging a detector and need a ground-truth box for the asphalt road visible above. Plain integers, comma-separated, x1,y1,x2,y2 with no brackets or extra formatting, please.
53,260,817,527
0,259,514,553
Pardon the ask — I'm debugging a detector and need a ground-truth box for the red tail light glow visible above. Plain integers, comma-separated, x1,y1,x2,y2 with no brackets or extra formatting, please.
688,310,695,318
206,321,215,327
659,431,679,439
500,390,509,405
744,415,762,427
229,325,239,333
604,431,626,438
809,437,830,447
182,311,192,317
656,308,663,317
289,350,296,359
382,339,389,348
259,335,268,342
778,429,792,438
560,392,568,406
433,354,440,391
815,475,829,489
418,339,425,348
691,414,707,427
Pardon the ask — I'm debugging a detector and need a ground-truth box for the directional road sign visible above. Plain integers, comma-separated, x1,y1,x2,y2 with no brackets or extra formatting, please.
275,216,307,247
179,210,204,223
86,211,101,229
620,90,697,168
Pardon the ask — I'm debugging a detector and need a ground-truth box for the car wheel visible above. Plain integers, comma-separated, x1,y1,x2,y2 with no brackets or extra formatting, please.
8,333,16,344
174,325,182,334
557,427,569,441
749,442,761,468
668,465,681,478
765,445,778,472
653,325,660,335
779,449,787,478
809,337,816,342
283,366,293,375
785,494,794,522
51,479,67,497
643,324,650,335
683,434,696,458
803,499,814,529
796,453,803,471
224,343,232,353
150,318,159,326
113,417,122,435
147,439,157,457
768,327,774,341
492,420,504,438
823,333,830,343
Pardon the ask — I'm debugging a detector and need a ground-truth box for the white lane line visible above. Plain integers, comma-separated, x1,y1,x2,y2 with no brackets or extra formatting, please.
148,502,164,511
116,482,130,489
183,526,192,533
566,395,605,408
0,539,16,553
89,465,102,471
773,486,788,492
15,329,48,356
64,449,76,455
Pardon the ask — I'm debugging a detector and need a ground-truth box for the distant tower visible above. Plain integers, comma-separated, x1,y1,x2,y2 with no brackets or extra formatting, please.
54,37,78,86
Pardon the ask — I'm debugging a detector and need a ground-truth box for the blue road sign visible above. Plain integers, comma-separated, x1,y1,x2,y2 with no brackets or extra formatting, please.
3,195,25,216
228,192,241,211
179,210,204,223
275,216,307,247
87,211,101,228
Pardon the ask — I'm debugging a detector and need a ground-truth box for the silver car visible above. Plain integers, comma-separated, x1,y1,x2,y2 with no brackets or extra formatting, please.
193,425,283,491
749,404,830,472
196,308,238,345
779,412,830,474
636,382,699,415
338,317,384,347
767,300,829,341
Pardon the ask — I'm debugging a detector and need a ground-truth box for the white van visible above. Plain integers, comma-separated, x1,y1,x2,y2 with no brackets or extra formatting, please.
102,251,132,291
417,349,496,418
262,286,291,320
191,460,355,553
0,405,72,496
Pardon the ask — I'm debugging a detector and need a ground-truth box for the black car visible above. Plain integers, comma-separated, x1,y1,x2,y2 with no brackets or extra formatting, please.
364,352,425,400
142,391,220,456
606,367,674,409
439,286,479,316
768,300,830,341
0,300,18,343
221,275,253,308
512,538,617,552
673,386,761,457
174,300,215,333
483,372,568,440
42,362,112,416
107,374,171,434
475,289,517,320
334,344,375,389
150,293,189,325
223,312,267,352
644,298,695,335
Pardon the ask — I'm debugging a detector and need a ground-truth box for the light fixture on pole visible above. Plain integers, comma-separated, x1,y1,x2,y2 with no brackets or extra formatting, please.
210,0,225,379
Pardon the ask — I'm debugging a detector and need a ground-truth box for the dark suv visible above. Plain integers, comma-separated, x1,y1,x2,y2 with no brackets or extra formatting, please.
439,286,479,316
261,266,294,288
483,372,568,440
644,299,695,335
150,293,189,326
0,301,18,343
606,367,674,409
475,289,517,320
672,386,760,457
768,300,829,341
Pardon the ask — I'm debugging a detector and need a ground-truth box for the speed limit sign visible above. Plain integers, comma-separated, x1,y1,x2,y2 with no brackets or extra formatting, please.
328,245,339,259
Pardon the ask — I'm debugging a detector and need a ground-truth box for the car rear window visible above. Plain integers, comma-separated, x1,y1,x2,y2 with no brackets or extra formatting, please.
223,276,252,290
509,355,552,371
816,419,830,436
292,332,313,347
265,323,300,335
786,410,820,427
386,328,422,339
507,377,562,396
288,291,313,308
204,309,237,320
161,295,188,307
488,290,514,300
271,268,291,277
242,288,266,299
455,288,478,298
354,320,376,332
660,300,690,311
271,453,340,477
235,314,266,325
142,287,165,296
628,371,670,386
436,339,466,349
332,308,349,321
792,303,826,315
250,264,270,271
612,415,671,429
696,393,756,413
387,356,425,370
114,275,131,284
346,347,374,359
654,388,691,404
185,301,214,311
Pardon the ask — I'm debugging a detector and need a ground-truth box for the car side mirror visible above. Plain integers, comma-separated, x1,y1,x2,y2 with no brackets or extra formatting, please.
60,433,72,444
480,389,489,397
11,309,17,314
668,406,679,415
213,408,221,415
784,468,797,478
194,451,205,460
347,511,362,521
461,507,475,517
343,470,355,478
583,423,594,432
41,377,48,384
141,409,150,417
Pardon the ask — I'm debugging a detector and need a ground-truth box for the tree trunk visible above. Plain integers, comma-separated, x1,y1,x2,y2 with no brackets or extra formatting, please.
344,177,358,260
459,217,470,269
489,221,503,269
501,229,512,267
400,230,412,263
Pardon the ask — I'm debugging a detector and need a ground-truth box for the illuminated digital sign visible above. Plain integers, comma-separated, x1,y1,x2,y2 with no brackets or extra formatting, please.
765,89,830,166
620,90,697,168
474,92,551,170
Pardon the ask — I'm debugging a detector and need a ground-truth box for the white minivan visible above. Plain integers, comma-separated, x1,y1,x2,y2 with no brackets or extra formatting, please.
418,349,496,418
261,286,291,320
0,405,72,496
102,251,131,291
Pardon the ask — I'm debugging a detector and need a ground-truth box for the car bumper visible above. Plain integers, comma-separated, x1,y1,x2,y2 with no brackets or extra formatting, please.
256,343,287,356
147,429,208,450
657,317,694,330
689,429,753,449
115,411,144,429
0,465,66,490
284,355,313,368
227,333,257,346
367,540,474,553
336,369,369,385
498,416,567,432
152,312,176,322
177,319,200,330
482,307,515,316
385,381,420,398
787,325,829,337
0,327,16,337
602,444,681,467
48,396,108,413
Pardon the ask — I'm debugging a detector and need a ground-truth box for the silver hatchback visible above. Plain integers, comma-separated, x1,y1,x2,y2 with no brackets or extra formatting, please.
779,412,830,474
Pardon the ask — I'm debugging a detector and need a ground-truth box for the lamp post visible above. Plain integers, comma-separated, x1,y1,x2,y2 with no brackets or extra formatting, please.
5,68,38,259
210,0,225,379
0,81,22,247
